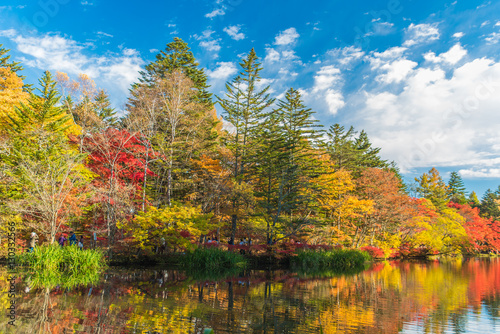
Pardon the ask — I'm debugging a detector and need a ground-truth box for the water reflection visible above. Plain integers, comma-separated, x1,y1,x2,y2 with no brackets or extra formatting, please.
1,259,499,333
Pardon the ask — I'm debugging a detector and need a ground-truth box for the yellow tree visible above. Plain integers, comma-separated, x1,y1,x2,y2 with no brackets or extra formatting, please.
0,67,28,135
314,162,373,245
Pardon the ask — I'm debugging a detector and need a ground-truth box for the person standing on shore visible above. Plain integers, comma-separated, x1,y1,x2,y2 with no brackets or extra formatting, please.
58,234,67,247
29,232,38,252
69,232,77,246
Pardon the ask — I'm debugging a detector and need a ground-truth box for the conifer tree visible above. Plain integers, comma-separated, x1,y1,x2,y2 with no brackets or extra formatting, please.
468,191,480,208
0,45,22,73
480,189,500,220
138,37,212,106
217,49,274,244
415,168,449,209
94,89,118,128
8,71,75,135
447,171,467,204
254,88,323,243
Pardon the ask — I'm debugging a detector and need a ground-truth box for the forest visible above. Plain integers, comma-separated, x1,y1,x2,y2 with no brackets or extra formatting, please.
1,37,500,260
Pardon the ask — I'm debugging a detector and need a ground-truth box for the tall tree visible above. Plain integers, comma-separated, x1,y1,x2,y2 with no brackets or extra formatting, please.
0,67,28,134
324,124,389,176
0,45,22,73
217,48,274,244
254,88,323,244
8,71,79,135
3,130,92,243
447,171,467,204
138,37,212,106
480,189,500,220
415,168,449,209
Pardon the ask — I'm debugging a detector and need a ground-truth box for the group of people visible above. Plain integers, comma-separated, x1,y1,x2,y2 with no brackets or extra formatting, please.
206,237,219,244
27,231,85,252
58,232,84,249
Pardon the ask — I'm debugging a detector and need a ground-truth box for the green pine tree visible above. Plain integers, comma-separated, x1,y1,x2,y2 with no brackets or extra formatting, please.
0,44,22,73
94,89,118,127
253,88,323,244
138,37,212,106
8,71,72,134
447,171,467,204
217,48,275,244
480,189,500,220
468,191,480,208
415,168,449,209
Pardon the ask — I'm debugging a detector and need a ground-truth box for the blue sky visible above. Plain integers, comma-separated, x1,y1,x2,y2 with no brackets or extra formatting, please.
1,0,500,197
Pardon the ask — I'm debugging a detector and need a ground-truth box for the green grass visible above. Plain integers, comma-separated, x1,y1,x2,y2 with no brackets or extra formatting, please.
18,244,107,289
291,248,371,272
182,247,247,272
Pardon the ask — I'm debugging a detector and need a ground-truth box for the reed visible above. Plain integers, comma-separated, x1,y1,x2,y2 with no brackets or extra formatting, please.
18,244,106,288
291,248,371,271
182,247,247,271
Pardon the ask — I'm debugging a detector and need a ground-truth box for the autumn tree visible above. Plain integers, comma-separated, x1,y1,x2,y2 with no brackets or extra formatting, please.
3,130,92,243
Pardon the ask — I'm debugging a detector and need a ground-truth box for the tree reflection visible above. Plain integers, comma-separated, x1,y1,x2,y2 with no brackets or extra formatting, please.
1,260,500,333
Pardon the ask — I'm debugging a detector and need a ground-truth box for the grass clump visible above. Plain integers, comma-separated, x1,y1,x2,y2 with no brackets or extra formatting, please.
291,248,371,272
18,244,107,288
182,247,247,272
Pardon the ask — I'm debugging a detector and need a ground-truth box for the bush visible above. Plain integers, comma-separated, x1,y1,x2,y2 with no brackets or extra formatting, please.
360,246,385,259
182,247,247,272
291,248,371,271
18,244,106,288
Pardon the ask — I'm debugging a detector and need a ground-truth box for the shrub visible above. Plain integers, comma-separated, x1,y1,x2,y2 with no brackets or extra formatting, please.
18,244,106,288
182,247,247,272
360,246,385,259
291,248,371,271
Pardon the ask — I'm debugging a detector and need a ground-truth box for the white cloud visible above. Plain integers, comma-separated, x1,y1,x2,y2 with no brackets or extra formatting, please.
480,21,490,28
1,30,144,106
424,43,467,65
194,30,221,53
199,40,221,52
274,27,300,46
97,31,113,38
364,22,395,37
403,23,440,46
205,8,225,19
223,25,245,41
325,90,345,115
377,59,418,83
265,48,280,63
312,65,341,92
351,57,500,173
206,61,237,80
459,168,500,178
485,32,500,44
327,46,365,66
453,32,464,39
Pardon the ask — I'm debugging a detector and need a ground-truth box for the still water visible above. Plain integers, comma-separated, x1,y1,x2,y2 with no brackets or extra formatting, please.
1,259,500,333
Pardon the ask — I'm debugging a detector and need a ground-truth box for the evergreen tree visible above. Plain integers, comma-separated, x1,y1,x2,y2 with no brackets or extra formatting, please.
447,171,467,204
94,89,118,128
480,189,500,220
217,49,274,244
8,71,74,134
324,124,389,175
138,37,212,106
253,88,323,244
0,44,22,73
415,168,449,209
468,191,480,208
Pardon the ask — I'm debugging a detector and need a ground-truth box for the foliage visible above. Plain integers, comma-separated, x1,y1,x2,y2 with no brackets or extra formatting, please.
182,247,247,271
18,244,106,288
118,204,215,252
291,248,371,271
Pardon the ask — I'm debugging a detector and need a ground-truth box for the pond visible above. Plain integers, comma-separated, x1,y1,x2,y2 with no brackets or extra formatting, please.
1,258,500,333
